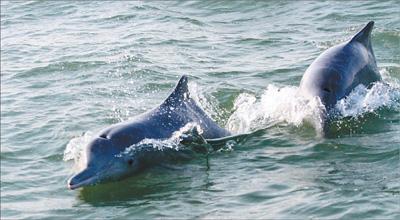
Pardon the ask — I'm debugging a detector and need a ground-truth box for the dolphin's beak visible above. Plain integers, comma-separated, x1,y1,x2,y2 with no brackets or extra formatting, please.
67,168,98,190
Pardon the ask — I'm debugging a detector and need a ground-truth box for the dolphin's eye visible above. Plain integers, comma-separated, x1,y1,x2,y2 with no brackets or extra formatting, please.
323,88,331,93
99,134,108,139
128,159,133,166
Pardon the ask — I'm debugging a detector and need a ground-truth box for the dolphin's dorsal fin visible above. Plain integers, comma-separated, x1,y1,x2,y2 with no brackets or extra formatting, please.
350,21,374,48
164,75,190,105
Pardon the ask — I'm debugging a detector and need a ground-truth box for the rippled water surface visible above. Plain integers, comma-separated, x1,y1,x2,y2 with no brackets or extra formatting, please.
1,1,400,219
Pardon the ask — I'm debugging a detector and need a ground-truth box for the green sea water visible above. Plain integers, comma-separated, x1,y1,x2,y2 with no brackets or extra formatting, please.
1,1,400,219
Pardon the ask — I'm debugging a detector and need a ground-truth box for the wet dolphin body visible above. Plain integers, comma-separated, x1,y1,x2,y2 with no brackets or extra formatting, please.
300,21,381,122
68,75,230,189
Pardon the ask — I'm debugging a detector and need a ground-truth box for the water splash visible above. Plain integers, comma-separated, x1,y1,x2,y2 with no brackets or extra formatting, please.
227,69,400,134
335,69,400,119
227,85,326,134
119,122,206,157
63,131,93,170
335,82,400,119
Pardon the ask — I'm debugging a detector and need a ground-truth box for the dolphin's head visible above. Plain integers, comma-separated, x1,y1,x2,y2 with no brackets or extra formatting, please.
67,137,140,190
300,66,345,109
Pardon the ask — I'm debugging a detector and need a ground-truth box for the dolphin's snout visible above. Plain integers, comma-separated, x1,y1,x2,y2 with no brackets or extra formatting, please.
67,168,98,190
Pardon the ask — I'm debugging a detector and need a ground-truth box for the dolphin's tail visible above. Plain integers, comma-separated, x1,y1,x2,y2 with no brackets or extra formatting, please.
350,21,374,49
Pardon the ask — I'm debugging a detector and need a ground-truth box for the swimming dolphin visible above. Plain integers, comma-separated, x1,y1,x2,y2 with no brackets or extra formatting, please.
300,21,381,117
67,75,230,190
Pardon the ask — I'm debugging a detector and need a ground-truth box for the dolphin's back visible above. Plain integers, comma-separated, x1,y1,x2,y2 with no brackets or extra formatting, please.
98,76,230,149
149,75,230,139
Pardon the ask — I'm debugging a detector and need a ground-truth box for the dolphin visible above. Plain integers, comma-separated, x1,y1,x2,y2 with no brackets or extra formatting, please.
67,75,230,190
300,21,381,119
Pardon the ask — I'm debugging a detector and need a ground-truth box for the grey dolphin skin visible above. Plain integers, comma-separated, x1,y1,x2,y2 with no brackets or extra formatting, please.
68,76,230,190
300,21,381,117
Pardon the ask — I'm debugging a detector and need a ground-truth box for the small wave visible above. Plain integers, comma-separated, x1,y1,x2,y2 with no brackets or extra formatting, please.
130,4,160,11
233,38,276,46
103,14,137,22
158,15,206,27
16,61,107,78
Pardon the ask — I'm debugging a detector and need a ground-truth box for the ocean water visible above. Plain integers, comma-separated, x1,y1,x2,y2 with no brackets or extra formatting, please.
1,1,400,219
